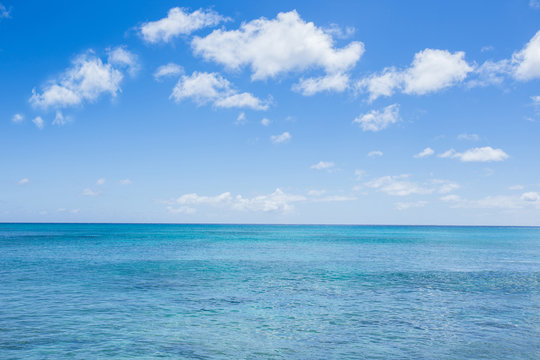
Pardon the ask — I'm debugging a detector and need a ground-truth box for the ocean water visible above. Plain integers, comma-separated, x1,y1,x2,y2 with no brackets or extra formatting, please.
0,224,539,359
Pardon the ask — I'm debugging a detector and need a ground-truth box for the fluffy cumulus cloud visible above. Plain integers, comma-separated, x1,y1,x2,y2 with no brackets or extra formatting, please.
167,188,356,214
170,71,269,110
512,30,540,80
192,10,364,94
365,175,459,196
168,188,306,214
311,161,335,170
293,73,351,96
357,49,473,101
140,7,227,44
521,191,540,202
414,147,434,158
30,48,137,109
154,63,184,80
439,146,509,162
353,104,399,132
270,131,291,144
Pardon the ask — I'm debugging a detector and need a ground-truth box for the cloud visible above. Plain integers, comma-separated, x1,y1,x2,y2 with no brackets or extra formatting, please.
30,48,137,109
119,179,132,185
293,73,350,96
365,175,432,196
168,187,356,214
52,110,71,126
414,147,434,158
192,10,364,86
395,200,427,211
96,178,106,186
439,146,509,162
457,133,479,141
171,188,305,213
512,30,540,80
270,131,291,144
441,194,539,209
311,161,335,170
32,116,44,129
367,150,383,158
521,191,540,202
509,185,524,190
0,3,10,19
261,118,271,126
170,71,269,110
140,7,227,44
154,63,184,80
235,112,247,125
365,175,458,196
18,178,29,185
357,49,473,101
531,0,540,9
107,47,139,76
12,113,23,123
81,188,101,197
353,104,399,132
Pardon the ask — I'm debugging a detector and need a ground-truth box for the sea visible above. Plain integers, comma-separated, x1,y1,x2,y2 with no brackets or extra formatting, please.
0,223,539,359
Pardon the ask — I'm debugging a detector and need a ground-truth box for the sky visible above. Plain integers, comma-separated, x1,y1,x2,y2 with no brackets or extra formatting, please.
1,0,540,225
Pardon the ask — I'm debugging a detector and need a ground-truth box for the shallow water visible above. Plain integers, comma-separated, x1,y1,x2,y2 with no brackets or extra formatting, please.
1,224,539,359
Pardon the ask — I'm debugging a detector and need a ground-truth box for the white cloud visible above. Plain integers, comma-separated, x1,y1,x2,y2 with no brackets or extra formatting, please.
311,161,335,170
270,131,291,144
357,49,473,101
12,113,23,123
468,59,510,87
52,110,71,126
0,3,9,19
30,49,137,109
532,95,540,104
439,146,509,162
512,30,540,80
353,104,399,132
367,150,383,158
169,188,355,214
365,175,432,196
354,169,365,180
172,188,305,213
154,63,184,80
119,179,132,185
235,112,247,125
261,118,271,126
521,191,540,202
395,201,427,211
82,188,101,197
293,73,350,96
18,178,29,185
509,185,524,190
140,7,227,44
365,175,458,197
192,10,364,84
96,178,106,186
457,133,479,141
414,147,434,158
32,116,44,129
107,47,139,76
170,71,269,110
441,194,531,210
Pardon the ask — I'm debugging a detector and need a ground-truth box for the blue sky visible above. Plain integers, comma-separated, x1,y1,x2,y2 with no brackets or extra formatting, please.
1,0,540,225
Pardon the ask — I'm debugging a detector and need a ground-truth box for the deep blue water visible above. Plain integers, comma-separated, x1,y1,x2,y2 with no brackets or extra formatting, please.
0,224,539,359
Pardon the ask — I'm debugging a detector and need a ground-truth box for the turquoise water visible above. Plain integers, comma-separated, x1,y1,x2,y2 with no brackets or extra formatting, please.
1,224,539,359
